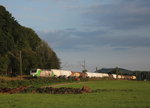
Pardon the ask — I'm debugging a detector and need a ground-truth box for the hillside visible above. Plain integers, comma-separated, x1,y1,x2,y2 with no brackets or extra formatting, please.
96,68,134,75
0,5,60,76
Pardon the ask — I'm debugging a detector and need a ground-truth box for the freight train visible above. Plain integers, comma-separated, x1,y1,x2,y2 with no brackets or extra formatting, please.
30,69,136,80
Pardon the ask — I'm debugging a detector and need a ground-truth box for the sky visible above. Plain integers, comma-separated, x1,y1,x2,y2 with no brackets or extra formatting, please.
0,0,150,72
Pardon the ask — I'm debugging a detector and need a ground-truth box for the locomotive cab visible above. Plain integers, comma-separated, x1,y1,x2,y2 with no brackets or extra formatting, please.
30,69,41,77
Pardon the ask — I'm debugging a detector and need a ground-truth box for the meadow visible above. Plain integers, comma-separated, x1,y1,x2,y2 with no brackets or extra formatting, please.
0,80,150,108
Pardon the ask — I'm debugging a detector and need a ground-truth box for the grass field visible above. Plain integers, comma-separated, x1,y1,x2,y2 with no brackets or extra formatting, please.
0,80,150,108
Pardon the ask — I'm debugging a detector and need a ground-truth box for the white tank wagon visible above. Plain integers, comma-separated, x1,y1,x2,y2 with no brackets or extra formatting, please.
96,73,103,77
93,73,100,77
51,69,61,76
51,69,72,77
112,74,117,79
86,72,105,78
101,73,109,77
86,72,95,78
111,74,136,80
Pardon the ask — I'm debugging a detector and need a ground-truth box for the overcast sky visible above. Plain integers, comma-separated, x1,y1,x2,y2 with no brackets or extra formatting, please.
1,0,150,72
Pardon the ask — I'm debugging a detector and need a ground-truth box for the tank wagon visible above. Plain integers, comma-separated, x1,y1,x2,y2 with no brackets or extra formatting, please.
51,69,72,77
86,72,109,78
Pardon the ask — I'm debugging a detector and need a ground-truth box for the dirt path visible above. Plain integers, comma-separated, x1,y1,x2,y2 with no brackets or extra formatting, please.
43,82,88,88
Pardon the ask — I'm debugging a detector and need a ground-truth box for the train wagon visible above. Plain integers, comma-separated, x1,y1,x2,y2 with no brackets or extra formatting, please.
51,69,72,77
71,72,81,77
101,73,109,78
86,72,108,78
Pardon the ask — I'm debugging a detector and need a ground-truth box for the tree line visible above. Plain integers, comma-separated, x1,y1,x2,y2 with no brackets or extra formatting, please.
0,5,60,76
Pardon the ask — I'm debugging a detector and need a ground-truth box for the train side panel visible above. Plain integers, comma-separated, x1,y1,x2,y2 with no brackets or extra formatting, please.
51,69,72,77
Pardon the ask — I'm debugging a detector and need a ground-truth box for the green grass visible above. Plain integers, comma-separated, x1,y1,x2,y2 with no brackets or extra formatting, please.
0,80,150,108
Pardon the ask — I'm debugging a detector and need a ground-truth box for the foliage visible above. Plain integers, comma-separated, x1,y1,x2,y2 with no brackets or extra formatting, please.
0,55,8,75
0,5,60,76
82,69,87,73
0,77,87,88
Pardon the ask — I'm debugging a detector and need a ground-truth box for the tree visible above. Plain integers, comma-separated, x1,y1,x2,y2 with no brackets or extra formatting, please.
0,54,8,75
36,41,60,69
0,5,60,76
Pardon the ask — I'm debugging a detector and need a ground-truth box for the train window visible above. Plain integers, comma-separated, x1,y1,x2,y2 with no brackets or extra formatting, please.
31,69,37,73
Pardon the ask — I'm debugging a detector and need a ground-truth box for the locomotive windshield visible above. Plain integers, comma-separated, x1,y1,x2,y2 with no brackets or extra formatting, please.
31,69,37,73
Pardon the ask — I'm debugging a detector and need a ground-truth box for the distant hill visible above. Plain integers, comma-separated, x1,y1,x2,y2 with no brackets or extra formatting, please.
96,68,134,75
0,5,60,76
